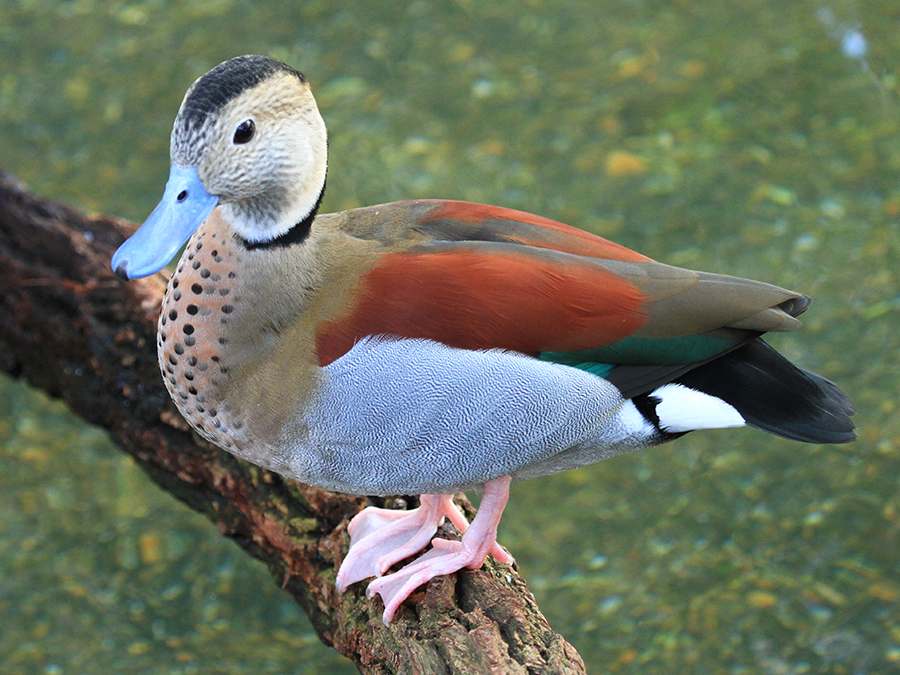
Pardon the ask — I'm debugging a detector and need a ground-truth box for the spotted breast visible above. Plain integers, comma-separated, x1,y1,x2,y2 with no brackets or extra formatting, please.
158,213,250,454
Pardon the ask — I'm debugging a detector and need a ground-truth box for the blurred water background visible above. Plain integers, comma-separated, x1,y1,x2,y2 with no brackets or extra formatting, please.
1,1,898,673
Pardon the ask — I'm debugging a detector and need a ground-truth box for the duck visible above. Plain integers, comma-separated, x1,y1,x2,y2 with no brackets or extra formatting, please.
111,55,855,624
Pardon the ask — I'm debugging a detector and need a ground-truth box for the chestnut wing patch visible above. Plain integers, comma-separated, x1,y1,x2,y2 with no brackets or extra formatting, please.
316,242,647,366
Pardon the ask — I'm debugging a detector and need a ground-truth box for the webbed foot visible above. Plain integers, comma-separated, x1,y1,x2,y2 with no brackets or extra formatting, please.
336,476,513,624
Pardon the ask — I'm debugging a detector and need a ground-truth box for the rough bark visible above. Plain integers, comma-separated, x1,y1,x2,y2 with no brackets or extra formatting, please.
0,169,587,675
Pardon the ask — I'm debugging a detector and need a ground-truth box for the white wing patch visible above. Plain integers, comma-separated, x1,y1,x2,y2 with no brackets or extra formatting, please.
652,383,745,433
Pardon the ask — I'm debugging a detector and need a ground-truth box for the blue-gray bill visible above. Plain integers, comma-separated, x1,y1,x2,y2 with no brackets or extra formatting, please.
111,164,217,280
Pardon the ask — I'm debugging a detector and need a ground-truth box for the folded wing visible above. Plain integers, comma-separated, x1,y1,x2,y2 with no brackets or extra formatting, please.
317,200,806,380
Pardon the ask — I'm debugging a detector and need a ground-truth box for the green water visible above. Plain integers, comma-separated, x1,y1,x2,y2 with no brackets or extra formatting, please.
1,1,898,673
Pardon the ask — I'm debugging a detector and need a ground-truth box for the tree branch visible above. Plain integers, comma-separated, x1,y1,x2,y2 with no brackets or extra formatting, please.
0,169,586,674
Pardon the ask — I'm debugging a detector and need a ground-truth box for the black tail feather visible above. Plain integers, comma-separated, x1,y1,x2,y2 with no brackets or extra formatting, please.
674,339,855,444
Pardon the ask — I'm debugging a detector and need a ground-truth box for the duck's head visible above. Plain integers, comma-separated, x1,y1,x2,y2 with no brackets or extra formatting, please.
112,55,328,280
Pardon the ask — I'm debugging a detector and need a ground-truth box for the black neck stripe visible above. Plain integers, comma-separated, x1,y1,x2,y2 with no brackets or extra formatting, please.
243,179,326,251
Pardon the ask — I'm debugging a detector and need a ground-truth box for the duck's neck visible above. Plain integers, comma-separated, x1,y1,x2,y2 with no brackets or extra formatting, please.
158,210,326,466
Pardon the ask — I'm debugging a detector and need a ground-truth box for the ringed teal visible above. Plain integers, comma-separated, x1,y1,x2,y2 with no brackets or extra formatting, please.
112,55,854,624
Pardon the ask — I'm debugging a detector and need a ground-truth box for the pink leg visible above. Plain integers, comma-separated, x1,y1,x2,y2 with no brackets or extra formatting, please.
365,476,514,624
442,497,514,565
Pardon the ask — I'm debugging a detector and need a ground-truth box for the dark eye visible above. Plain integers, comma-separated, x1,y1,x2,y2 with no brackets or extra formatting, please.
233,119,255,144
177,190,188,202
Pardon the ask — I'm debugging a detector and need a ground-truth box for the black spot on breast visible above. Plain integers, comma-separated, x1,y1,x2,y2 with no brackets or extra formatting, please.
183,324,194,335
174,343,185,355
200,269,211,279
187,304,198,315
192,260,201,269
184,336,196,347
221,305,233,314
191,283,203,294
169,310,178,321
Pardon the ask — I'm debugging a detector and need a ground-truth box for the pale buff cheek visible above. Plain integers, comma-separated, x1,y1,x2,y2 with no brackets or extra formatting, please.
195,127,325,241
